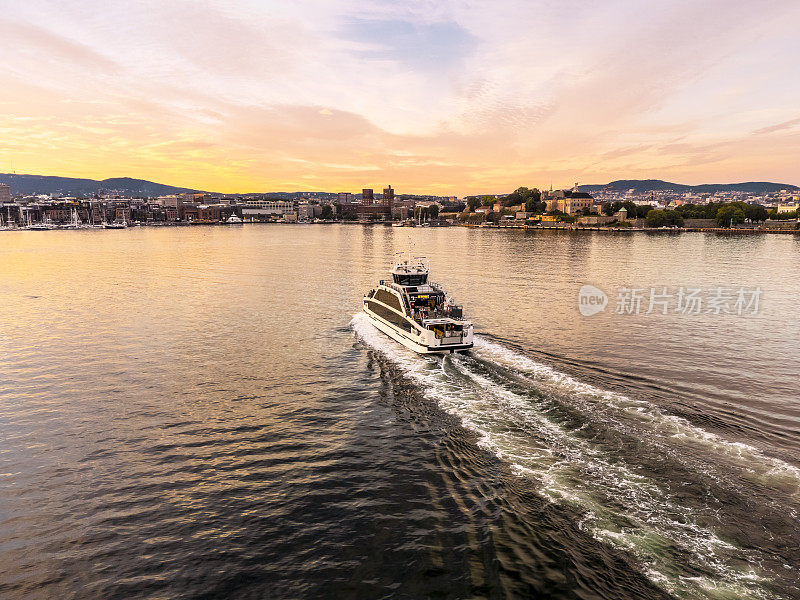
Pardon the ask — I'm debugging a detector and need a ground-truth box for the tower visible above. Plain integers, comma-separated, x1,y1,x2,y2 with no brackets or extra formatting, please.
383,185,394,207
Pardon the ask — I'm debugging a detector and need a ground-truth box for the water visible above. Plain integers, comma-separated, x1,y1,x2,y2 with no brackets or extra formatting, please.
1,225,798,599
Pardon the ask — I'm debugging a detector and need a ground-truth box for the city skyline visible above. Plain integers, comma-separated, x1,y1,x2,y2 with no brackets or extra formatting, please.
2,0,799,194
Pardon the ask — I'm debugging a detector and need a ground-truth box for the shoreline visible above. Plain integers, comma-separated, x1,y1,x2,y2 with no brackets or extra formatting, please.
1,221,798,234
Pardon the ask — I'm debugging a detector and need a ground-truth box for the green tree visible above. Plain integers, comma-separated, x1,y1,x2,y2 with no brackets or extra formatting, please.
320,204,333,220
646,209,683,227
524,189,543,213
505,187,528,206
428,204,439,218
467,197,480,211
767,208,797,220
744,204,768,222
480,195,496,207
705,202,722,219
667,211,684,227
602,201,623,216
646,209,667,228
716,205,745,227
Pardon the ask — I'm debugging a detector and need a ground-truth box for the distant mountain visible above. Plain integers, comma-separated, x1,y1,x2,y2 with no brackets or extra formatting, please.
578,179,799,194
0,173,200,197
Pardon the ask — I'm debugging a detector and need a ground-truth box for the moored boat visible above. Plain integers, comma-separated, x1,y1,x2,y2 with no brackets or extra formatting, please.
27,223,55,231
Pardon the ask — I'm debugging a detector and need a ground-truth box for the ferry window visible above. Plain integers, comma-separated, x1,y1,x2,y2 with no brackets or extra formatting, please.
367,301,414,332
394,274,428,286
375,289,403,312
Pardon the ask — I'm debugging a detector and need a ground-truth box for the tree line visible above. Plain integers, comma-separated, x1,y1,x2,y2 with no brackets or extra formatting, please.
465,187,546,213
644,201,780,228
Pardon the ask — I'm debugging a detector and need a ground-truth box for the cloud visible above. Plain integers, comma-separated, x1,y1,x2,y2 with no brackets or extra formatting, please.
1,0,800,192
0,19,118,74
752,117,800,136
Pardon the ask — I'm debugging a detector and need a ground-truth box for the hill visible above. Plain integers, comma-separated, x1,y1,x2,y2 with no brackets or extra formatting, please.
578,180,799,194
0,174,200,197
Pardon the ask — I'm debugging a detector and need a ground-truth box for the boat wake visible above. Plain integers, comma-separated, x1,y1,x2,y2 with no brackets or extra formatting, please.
350,312,800,600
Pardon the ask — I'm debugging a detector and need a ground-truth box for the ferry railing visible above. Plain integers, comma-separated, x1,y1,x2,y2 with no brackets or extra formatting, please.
380,280,468,322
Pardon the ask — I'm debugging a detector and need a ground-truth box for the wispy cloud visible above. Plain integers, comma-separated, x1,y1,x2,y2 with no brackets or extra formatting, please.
753,117,800,136
0,0,799,192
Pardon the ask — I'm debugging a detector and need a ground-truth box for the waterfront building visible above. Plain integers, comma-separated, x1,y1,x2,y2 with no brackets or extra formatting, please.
353,204,391,220
115,205,131,222
440,198,466,212
382,185,394,206
242,199,295,221
157,195,183,209
337,192,353,204
298,204,322,221
183,206,199,222
0,183,10,204
243,199,294,212
545,188,595,214
391,199,416,221
343,186,394,220
182,192,205,205
182,205,222,223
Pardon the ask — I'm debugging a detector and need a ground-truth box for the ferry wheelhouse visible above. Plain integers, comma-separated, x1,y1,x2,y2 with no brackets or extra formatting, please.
363,257,473,354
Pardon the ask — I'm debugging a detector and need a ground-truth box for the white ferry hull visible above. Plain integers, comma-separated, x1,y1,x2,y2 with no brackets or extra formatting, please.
363,305,473,354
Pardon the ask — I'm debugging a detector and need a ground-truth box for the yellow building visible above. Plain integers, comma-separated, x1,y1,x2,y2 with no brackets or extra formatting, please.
544,188,595,215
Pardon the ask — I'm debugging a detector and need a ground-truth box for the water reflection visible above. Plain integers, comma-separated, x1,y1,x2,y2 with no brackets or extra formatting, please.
1,225,798,599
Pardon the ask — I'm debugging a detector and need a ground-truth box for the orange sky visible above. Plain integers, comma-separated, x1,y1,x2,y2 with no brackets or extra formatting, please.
1,1,799,194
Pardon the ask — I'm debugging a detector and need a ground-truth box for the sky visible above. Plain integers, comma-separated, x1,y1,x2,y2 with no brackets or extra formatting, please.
1,0,799,194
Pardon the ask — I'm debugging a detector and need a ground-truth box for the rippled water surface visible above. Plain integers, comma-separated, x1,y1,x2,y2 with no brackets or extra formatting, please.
1,226,798,599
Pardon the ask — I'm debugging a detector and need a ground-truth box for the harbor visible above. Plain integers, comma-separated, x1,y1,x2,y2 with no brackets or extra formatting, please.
2,181,797,235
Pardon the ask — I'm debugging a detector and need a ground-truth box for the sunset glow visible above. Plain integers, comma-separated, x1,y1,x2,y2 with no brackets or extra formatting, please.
2,0,799,193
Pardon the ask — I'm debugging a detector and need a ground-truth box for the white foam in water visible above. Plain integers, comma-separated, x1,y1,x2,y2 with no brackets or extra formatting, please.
472,336,800,493
350,314,792,599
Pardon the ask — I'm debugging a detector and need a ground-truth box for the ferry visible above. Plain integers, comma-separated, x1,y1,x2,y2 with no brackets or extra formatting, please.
363,257,473,354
